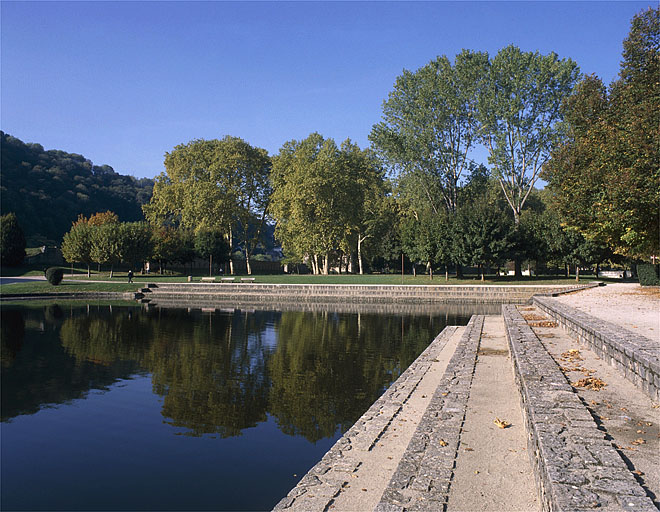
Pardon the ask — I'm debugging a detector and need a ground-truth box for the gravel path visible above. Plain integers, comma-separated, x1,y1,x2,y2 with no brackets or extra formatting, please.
554,283,659,341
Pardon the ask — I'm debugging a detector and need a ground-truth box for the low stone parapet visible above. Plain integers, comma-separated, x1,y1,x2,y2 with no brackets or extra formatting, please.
533,296,659,401
502,305,655,511
145,283,589,305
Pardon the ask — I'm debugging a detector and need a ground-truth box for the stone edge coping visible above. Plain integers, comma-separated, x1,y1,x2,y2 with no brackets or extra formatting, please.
272,325,459,511
502,304,656,512
151,283,589,289
533,296,659,402
374,315,485,512
142,300,502,316
0,292,132,301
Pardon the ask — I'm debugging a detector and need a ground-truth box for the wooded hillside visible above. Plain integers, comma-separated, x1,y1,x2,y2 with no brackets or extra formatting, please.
0,132,153,244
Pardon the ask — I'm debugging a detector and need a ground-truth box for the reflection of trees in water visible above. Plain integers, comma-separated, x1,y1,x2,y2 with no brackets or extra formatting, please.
1,310,25,367
3,304,459,441
1,306,139,422
267,312,443,442
60,308,275,438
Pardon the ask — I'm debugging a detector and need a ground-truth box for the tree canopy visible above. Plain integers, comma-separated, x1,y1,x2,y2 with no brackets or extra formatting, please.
544,7,659,259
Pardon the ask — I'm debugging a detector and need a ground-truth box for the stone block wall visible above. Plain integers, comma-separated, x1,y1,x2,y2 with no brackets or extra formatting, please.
533,296,659,401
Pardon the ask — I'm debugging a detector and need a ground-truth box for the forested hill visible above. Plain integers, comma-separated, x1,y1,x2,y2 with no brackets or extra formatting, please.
0,132,154,245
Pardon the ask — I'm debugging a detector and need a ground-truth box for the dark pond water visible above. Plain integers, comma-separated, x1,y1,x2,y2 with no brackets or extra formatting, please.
1,302,492,511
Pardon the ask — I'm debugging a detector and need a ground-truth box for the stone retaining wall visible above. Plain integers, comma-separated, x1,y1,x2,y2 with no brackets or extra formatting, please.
533,296,659,401
502,305,655,511
145,283,588,305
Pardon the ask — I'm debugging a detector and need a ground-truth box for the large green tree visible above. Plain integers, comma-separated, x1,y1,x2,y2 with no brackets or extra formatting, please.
270,134,375,274
144,136,271,274
0,213,26,266
370,50,490,215
545,7,659,259
478,46,580,227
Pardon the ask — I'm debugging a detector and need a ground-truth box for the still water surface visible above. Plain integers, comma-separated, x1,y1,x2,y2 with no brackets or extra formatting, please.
1,302,488,510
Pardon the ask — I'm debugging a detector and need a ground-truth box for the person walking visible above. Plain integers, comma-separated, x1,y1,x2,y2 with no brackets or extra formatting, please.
127,270,134,283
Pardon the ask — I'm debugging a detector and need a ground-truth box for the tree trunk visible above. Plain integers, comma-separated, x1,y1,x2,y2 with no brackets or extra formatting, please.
428,261,433,280
227,227,234,275
323,253,329,275
445,265,449,281
596,263,600,279
312,255,318,275
456,264,463,279
209,254,213,277
87,264,91,278
565,263,569,278
576,266,580,282
246,251,252,276
357,236,364,275
110,265,114,279
413,264,416,277
480,264,485,281
514,258,522,279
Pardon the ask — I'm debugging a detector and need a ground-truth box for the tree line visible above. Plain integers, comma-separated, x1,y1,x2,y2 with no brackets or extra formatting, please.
4,8,657,276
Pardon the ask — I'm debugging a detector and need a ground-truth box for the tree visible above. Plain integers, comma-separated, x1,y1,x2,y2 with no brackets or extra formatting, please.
478,45,580,228
545,7,659,259
194,229,230,277
143,136,271,274
370,50,490,215
452,201,513,280
270,133,363,274
0,213,26,266
118,222,153,270
90,223,122,277
87,211,119,226
61,221,94,277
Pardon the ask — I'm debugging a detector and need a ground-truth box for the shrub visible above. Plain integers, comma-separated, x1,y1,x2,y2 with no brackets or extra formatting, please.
45,267,64,285
637,263,660,286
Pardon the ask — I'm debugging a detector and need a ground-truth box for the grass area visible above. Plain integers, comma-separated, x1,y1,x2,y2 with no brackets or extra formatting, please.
2,264,620,296
0,280,140,295
63,272,599,286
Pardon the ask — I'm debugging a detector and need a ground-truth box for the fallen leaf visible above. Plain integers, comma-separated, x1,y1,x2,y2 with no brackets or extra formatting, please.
438,439,448,447
464,447,474,452
494,418,511,429
572,377,607,391
631,438,646,445
633,470,644,476
636,430,645,434
474,470,479,474
530,321,558,328
590,400,599,406
620,407,628,412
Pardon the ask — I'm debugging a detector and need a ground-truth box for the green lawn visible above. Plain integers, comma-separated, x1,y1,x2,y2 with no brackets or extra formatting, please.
57,272,598,286
2,263,614,296
0,280,140,295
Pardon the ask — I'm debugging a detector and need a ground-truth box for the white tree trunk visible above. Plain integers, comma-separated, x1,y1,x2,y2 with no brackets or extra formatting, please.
323,253,329,275
358,236,364,275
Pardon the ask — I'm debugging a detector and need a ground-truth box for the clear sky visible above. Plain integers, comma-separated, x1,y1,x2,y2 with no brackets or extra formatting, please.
1,1,653,179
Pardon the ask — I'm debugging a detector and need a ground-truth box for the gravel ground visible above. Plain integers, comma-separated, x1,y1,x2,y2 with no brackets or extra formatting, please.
555,283,659,341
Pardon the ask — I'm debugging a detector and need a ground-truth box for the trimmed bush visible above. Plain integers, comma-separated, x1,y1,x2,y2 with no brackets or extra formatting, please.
45,267,64,286
637,263,660,286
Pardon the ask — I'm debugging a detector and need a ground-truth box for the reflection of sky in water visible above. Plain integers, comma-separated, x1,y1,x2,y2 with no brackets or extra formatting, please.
1,303,476,511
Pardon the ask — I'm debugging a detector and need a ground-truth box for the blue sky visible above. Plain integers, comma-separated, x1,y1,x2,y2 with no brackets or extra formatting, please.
1,1,653,179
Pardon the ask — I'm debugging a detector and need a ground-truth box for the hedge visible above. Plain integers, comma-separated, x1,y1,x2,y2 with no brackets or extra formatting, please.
637,263,660,286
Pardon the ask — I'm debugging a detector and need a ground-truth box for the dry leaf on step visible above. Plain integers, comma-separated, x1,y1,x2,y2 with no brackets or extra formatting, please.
494,418,510,429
